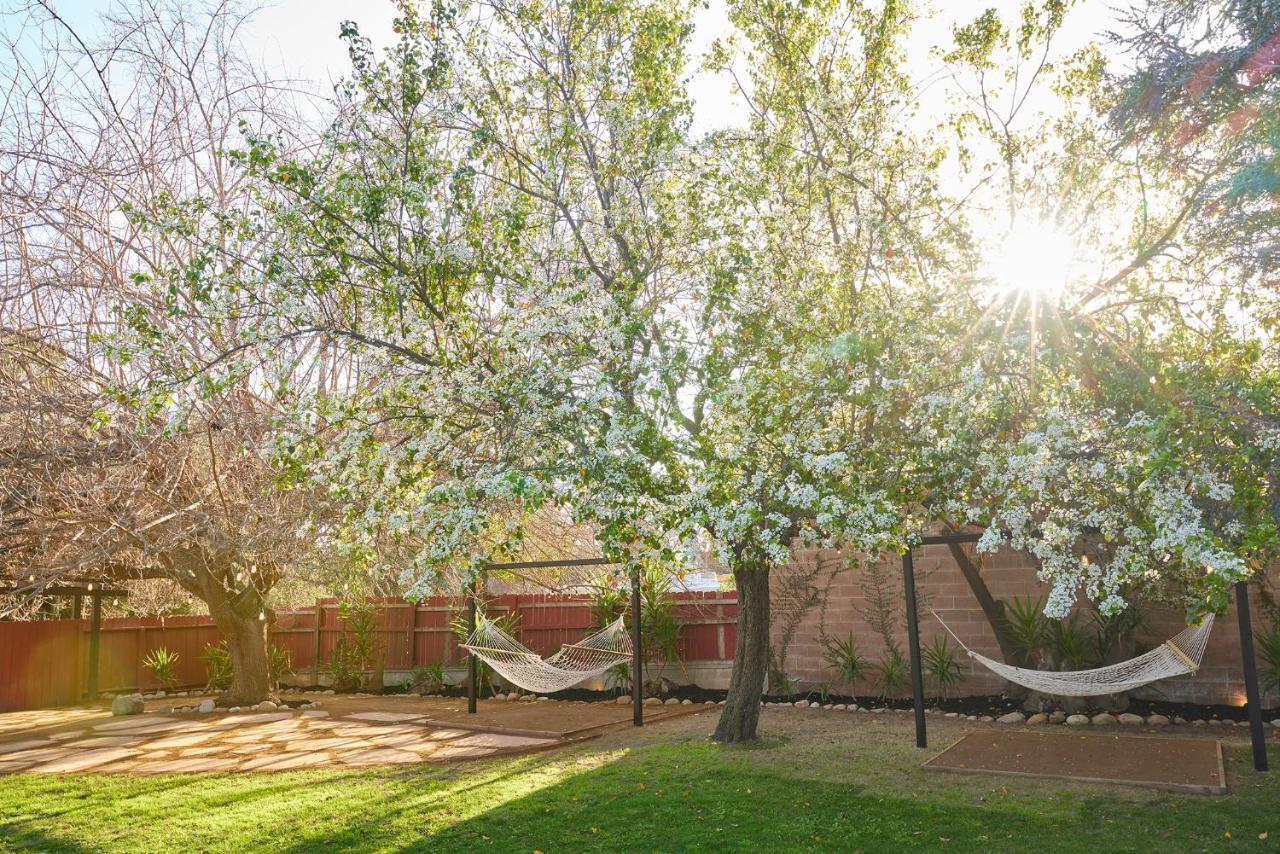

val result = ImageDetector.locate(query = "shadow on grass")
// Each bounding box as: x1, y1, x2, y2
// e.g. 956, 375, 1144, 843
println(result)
2, 744, 1276, 852
278, 744, 1280, 853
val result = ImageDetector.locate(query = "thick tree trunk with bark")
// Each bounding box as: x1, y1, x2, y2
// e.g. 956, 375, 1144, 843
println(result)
946, 542, 1027, 667
169, 548, 274, 706
713, 562, 770, 743
211, 603, 271, 705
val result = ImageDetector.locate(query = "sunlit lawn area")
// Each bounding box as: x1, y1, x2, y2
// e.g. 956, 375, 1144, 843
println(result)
1, 712, 1276, 852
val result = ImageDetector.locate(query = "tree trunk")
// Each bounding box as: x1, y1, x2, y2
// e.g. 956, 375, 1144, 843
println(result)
212, 604, 271, 706
713, 562, 770, 743
946, 542, 1027, 667
169, 548, 274, 706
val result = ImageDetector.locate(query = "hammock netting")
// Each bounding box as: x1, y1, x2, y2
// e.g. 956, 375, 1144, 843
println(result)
934, 611, 1215, 697
460, 614, 633, 694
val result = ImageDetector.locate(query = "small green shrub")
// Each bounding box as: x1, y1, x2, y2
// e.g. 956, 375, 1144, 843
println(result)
823, 632, 870, 690
269, 644, 293, 690
200, 642, 233, 692
922, 635, 963, 699
1049, 612, 1093, 671
200, 641, 292, 693
875, 648, 909, 699
1004, 596, 1051, 665
330, 600, 384, 692
768, 657, 797, 699
409, 663, 446, 694
143, 647, 180, 691
1258, 621, 1280, 697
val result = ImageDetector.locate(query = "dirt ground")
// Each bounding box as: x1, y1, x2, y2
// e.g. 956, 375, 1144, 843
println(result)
924, 729, 1226, 794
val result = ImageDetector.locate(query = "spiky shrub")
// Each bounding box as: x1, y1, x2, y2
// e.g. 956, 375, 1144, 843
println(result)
823, 632, 870, 692
922, 635, 963, 700
1049, 612, 1094, 671
1004, 595, 1051, 666
143, 647, 180, 691
268, 644, 293, 691
200, 642, 233, 692
1258, 622, 1280, 698
875, 648, 909, 699
331, 600, 384, 693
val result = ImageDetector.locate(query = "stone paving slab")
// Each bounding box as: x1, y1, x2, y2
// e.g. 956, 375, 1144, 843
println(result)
0, 739, 54, 755
0, 706, 571, 775
345, 712, 426, 723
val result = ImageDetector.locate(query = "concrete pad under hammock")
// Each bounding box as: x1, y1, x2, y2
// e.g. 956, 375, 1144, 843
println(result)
460, 614, 633, 694
931, 610, 1215, 696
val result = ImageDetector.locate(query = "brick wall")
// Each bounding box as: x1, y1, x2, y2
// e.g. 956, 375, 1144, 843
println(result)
770, 544, 1279, 707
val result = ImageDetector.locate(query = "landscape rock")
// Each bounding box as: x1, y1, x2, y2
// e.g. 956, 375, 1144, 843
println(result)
197, 699, 216, 713
1048, 711, 1067, 724
1271, 719, 1280, 728
643, 697, 660, 706
110, 695, 144, 716
944, 712, 959, 719
1118, 713, 1145, 725
977, 716, 994, 723
1066, 714, 1090, 726
1026, 713, 1048, 725
1146, 714, 1170, 727
494, 694, 507, 702
1192, 719, 1207, 727
664, 698, 680, 706
793, 700, 809, 708
538, 696, 550, 702
1091, 713, 1116, 726
681, 699, 693, 705
228, 706, 241, 713
997, 712, 1025, 724
1174, 716, 1188, 725
1208, 719, 1223, 726
615, 696, 630, 705
254, 701, 278, 711
965, 715, 978, 722
507, 693, 521, 701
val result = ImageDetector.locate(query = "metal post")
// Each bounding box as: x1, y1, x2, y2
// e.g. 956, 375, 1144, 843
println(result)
87, 593, 102, 701
467, 578, 478, 714
1235, 581, 1268, 772
902, 550, 927, 748
632, 566, 643, 727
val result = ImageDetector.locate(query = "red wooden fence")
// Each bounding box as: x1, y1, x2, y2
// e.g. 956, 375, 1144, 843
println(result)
0, 592, 737, 712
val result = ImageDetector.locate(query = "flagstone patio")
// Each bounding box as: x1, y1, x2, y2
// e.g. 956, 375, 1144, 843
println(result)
0, 706, 563, 775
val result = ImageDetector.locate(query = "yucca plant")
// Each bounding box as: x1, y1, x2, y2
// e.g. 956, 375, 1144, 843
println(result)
1258, 622, 1280, 697
922, 635, 963, 699
143, 647, 180, 691
875, 647, 909, 699
823, 632, 870, 690
1004, 596, 1051, 666
1050, 612, 1094, 671
200, 642, 233, 692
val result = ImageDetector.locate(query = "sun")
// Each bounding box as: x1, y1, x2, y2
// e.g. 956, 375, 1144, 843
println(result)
986, 220, 1078, 303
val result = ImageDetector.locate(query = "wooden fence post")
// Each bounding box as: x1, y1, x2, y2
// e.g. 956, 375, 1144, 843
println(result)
312, 598, 323, 687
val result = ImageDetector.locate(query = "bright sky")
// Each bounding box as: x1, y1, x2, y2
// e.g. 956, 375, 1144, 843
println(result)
27, 0, 1126, 137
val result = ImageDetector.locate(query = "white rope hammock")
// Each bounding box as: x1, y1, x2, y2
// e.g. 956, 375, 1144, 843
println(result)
460, 614, 633, 694
931, 610, 1215, 697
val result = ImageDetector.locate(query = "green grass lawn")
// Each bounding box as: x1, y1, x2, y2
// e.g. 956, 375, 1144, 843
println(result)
1, 714, 1276, 853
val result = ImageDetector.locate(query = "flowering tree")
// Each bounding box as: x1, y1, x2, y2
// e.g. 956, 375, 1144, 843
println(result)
915, 0, 1280, 640
0, 0, 326, 704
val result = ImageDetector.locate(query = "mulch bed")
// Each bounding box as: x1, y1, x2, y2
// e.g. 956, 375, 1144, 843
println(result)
923, 730, 1227, 795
